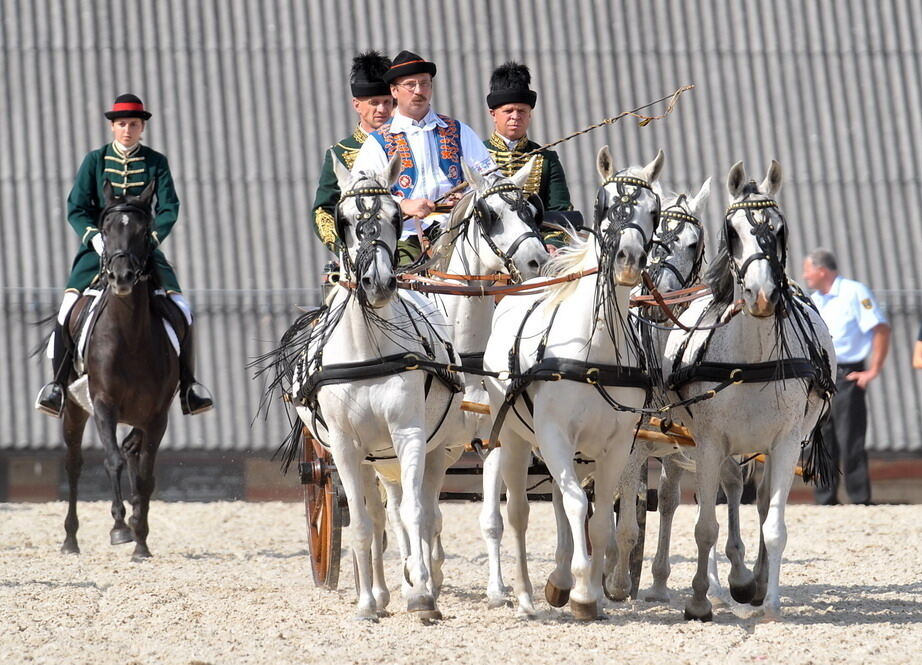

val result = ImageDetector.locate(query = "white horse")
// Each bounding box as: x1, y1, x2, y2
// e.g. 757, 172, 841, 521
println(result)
483, 148, 664, 619
663, 160, 836, 620
377, 158, 549, 605
287, 154, 465, 621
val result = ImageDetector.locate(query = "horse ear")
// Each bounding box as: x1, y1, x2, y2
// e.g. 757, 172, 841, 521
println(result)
138, 179, 157, 207
642, 149, 665, 183
332, 157, 352, 192
760, 160, 783, 197
509, 156, 536, 189
727, 161, 747, 198
689, 177, 711, 216
103, 180, 115, 203
596, 145, 615, 180
384, 152, 402, 189
462, 161, 485, 192
449, 191, 476, 229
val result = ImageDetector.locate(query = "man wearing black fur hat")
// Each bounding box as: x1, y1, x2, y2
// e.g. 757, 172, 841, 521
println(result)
311, 51, 395, 252
485, 62, 574, 248
352, 49, 496, 263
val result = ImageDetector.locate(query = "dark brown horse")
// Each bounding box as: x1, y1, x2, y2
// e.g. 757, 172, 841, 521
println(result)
60, 180, 181, 560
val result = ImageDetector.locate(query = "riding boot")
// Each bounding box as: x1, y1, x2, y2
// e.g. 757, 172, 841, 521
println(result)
35, 323, 71, 418
178, 324, 214, 415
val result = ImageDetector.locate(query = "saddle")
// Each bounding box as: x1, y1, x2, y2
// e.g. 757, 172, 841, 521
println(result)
65, 284, 189, 377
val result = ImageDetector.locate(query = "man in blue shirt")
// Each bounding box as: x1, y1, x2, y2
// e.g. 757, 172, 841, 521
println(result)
802, 249, 891, 505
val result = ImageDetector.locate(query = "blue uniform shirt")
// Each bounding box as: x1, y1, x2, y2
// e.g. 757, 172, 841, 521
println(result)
811, 276, 887, 364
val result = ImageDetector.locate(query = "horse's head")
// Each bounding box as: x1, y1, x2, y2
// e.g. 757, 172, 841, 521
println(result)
721, 160, 787, 317
447, 159, 548, 282
594, 147, 664, 285
99, 180, 156, 296
332, 153, 403, 308
647, 178, 710, 299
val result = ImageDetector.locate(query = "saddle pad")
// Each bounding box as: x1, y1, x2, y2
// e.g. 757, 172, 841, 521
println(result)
74, 289, 181, 376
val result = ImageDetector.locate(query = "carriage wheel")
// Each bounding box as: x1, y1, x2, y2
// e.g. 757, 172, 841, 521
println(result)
300, 428, 346, 589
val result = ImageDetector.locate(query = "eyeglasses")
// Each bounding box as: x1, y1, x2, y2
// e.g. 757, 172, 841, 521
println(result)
395, 80, 432, 92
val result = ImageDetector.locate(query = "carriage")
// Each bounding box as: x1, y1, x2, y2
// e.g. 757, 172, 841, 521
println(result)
267, 150, 833, 621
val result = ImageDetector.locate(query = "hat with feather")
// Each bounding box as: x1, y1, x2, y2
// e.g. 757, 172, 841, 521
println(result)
350, 50, 392, 98
487, 61, 537, 109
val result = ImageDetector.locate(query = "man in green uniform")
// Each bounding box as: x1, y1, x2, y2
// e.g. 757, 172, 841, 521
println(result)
484, 62, 575, 248
311, 51, 394, 252
35, 94, 213, 417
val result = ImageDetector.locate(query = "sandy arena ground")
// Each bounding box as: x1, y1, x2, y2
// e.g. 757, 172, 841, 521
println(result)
1, 500, 919, 665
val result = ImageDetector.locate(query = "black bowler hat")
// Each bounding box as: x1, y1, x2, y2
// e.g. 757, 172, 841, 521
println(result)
350, 50, 392, 97
486, 62, 537, 110
382, 50, 437, 84
104, 94, 152, 120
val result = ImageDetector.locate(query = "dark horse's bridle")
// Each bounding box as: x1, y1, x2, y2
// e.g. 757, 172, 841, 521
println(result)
471, 181, 544, 283
645, 195, 704, 291
724, 195, 788, 292
99, 201, 155, 286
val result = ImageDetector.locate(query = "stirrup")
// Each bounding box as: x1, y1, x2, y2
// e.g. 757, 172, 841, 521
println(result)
35, 382, 65, 418
180, 383, 214, 416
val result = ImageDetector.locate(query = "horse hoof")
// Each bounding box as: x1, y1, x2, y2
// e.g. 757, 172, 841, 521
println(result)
603, 576, 629, 603
356, 610, 379, 622
544, 580, 570, 607
486, 595, 508, 609
131, 547, 152, 561
407, 594, 436, 613
684, 602, 713, 622
730, 578, 758, 604
60, 540, 80, 555
569, 599, 601, 621
110, 528, 133, 545
643, 587, 670, 603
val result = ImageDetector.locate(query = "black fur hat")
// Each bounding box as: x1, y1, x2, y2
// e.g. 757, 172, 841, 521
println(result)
487, 61, 537, 109
350, 50, 392, 98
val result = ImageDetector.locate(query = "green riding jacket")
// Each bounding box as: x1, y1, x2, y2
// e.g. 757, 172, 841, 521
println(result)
64, 142, 182, 293
311, 127, 368, 253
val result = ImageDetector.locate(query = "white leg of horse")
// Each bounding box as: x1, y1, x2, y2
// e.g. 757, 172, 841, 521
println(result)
378, 475, 412, 598
607, 445, 643, 603
421, 445, 452, 602
391, 426, 436, 617
545, 481, 574, 607
685, 443, 723, 621
720, 458, 756, 604
589, 454, 622, 614
480, 447, 509, 607
540, 434, 598, 620
362, 466, 390, 613
645, 455, 682, 601
500, 435, 537, 617
759, 443, 799, 619
332, 443, 378, 621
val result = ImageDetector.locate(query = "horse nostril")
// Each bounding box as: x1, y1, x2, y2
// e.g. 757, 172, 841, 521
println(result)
528, 259, 539, 271
361, 276, 373, 287
386, 277, 397, 291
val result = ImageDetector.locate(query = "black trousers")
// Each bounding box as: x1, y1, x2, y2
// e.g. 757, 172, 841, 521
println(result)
814, 361, 871, 505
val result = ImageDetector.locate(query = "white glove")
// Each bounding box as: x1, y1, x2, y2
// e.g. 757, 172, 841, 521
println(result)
91, 234, 105, 255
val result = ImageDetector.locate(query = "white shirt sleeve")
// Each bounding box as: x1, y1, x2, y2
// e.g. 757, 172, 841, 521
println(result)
852, 281, 887, 332
459, 122, 497, 175
351, 136, 389, 179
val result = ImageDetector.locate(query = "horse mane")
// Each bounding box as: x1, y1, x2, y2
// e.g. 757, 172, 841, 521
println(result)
541, 231, 597, 308
704, 228, 736, 307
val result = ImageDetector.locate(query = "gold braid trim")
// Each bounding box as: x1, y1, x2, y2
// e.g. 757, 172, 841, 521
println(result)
314, 208, 337, 247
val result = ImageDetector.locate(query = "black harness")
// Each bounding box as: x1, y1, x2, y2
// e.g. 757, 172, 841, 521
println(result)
473, 182, 544, 282
644, 197, 704, 294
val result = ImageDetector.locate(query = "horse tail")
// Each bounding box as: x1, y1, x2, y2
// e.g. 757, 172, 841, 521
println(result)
29, 311, 57, 359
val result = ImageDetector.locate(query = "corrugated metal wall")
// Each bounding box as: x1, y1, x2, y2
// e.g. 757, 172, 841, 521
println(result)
2, 0, 920, 452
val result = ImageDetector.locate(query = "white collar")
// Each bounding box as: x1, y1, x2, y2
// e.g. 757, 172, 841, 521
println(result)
389, 108, 444, 133
114, 141, 140, 156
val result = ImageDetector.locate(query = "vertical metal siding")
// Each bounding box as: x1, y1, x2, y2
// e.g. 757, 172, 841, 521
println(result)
1, 0, 920, 452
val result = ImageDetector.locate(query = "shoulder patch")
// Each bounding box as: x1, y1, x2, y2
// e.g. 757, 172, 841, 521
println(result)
861, 298, 872, 309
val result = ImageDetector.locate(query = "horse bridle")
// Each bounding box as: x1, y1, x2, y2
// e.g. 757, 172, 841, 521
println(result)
724, 195, 787, 289
99, 201, 154, 285
335, 183, 402, 285
473, 182, 543, 283
595, 174, 660, 250
646, 196, 704, 290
